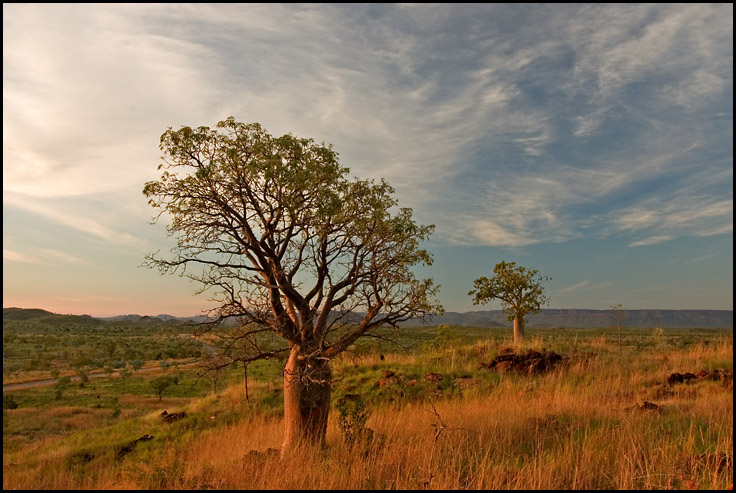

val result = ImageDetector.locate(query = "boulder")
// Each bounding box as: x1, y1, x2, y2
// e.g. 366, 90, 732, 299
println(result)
667, 372, 684, 386
479, 350, 563, 375
160, 411, 187, 423
115, 434, 154, 459
424, 372, 442, 382
378, 375, 398, 387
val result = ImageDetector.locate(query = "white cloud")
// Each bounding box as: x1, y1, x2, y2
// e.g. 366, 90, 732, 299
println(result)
558, 280, 589, 294
3, 4, 225, 199
4, 193, 141, 246
1, 4, 732, 313
629, 236, 673, 247
3, 249, 40, 264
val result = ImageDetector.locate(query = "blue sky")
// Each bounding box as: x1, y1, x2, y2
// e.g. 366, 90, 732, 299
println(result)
3, 4, 733, 317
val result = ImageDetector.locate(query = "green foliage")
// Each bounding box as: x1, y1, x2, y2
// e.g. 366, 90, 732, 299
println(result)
75, 369, 89, 388
143, 117, 442, 366
150, 375, 177, 400
3, 394, 19, 409
335, 393, 372, 445
54, 376, 71, 400
422, 324, 461, 352
652, 326, 666, 347
469, 261, 550, 323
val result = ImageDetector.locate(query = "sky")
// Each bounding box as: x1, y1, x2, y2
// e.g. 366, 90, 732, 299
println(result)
3, 4, 733, 318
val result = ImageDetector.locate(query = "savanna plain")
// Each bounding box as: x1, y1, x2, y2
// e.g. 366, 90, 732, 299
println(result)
2, 312, 733, 490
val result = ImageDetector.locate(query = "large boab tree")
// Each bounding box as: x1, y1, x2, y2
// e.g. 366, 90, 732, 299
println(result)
143, 117, 441, 452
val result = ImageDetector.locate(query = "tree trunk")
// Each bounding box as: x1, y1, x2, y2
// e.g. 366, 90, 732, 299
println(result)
282, 345, 332, 455
513, 316, 524, 345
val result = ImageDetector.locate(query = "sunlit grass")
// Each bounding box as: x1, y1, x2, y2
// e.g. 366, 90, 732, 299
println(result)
3, 329, 732, 490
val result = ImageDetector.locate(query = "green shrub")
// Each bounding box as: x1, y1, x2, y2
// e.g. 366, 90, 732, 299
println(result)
3, 394, 19, 409
335, 393, 371, 445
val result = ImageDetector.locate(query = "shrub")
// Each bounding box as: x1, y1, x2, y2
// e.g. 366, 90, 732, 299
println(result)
3, 394, 19, 410
150, 375, 176, 400
422, 325, 461, 352
335, 393, 371, 445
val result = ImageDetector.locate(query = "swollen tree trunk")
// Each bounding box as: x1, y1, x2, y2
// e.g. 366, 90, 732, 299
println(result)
282, 345, 332, 455
513, 316, 524, 345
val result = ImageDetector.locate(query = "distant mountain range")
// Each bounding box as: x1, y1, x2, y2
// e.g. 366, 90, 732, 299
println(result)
411, 309, 733, 329
2, 307, 733, 329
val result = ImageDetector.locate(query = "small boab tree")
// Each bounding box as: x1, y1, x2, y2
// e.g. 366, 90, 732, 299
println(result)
469, 261, 549, 345
143, 117, 441, 453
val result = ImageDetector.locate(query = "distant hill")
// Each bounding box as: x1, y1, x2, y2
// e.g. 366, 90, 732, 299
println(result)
4, 307, 732, 329
2, 307, 101, 327
96, 314, 199, 325
407, 309, 733, 329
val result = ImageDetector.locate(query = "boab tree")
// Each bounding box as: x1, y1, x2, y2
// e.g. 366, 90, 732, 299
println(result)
469, 261, 549, 345
143, 117, 441, 452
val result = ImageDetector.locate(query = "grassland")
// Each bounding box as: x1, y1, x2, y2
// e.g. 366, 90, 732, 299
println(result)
3, 325, 733, 490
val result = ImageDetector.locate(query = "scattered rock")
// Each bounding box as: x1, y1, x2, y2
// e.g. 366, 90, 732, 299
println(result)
424, 372, 442, 382
404, 379, 417, 387
721, 370, 733, 388
378, 375, 399, 387
667, 372, 685, 385
479, 350, 563, 375
668, 369, 732, 386
160, 410, 187, 423
625, 401, 661, 413
243, 448, 279, 463
682, 372, 697, 382
382, 370, 395, 378
115, 434, 154, 459
703, 370, 722, 381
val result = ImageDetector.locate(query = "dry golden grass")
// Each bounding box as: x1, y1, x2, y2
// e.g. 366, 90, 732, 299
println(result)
3, 337, 732, 490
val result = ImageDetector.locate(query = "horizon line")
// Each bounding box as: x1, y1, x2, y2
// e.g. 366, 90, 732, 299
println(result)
3, 306, 734, 320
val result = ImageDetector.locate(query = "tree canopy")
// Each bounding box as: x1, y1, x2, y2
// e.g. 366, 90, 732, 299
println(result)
469, 261, 549, 344
143, 117, 442, 448
143, 117, 441, 352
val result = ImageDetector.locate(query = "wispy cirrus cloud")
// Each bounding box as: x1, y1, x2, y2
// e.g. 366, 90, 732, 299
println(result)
2, 4, 732, 313
558, 281, 589, 294
3, 249, 40, 264
629, 236, 674, 247
4, 192, 141, 246
3, 247, 88, 267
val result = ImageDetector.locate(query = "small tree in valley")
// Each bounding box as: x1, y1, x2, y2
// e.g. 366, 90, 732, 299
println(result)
609, 304, 627, 349
150, 375, 176, 401
469, 261, 549, 345
143, 117, 442, 452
